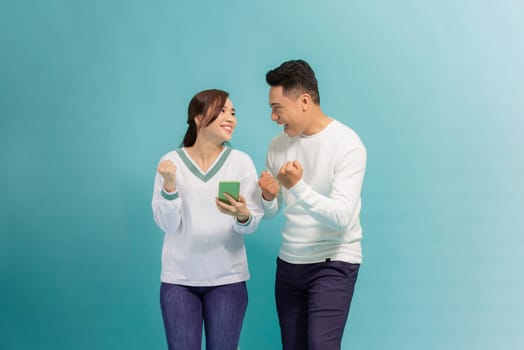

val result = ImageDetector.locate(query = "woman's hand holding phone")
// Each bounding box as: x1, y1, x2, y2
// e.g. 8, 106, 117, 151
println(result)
215, 193, 250, 223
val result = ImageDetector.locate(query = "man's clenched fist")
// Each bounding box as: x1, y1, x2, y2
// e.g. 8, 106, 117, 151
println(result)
277, 160, 303, 189
258, 170, 281, 201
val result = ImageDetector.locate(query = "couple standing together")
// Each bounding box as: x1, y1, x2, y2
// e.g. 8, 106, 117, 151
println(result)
152, 59, 367, 350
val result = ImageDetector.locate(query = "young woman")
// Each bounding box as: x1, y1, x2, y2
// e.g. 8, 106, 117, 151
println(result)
152, 89, 263, 350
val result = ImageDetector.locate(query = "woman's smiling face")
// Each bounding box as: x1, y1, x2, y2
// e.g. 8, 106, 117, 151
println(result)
200, 98, 237, 143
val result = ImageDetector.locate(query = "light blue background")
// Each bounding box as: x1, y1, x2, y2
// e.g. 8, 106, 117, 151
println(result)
1, 1, 523, 349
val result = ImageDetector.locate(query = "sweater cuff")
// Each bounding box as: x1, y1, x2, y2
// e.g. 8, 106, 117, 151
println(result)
287, 179, 308, 202
161, 189, 179, 200
236, 214, 252, 226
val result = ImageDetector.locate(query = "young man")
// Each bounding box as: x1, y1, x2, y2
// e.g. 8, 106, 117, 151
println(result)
258, 59, 367, 350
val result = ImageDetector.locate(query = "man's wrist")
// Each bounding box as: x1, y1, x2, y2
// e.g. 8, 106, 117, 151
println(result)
262, 193, 276, 201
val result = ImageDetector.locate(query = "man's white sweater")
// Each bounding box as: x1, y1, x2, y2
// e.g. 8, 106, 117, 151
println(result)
263, 119, 367, 264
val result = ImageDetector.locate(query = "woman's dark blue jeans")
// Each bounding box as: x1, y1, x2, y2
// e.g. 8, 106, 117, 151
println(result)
160, 281, 248, 350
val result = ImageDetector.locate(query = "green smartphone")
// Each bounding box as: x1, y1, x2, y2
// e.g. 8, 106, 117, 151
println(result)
218, 181, 240, 204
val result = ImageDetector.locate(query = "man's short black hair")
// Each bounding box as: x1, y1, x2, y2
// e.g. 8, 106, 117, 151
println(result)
266, 59, 320, 104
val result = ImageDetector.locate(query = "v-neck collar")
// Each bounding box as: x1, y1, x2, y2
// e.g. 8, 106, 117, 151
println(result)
176, 147, 232, 182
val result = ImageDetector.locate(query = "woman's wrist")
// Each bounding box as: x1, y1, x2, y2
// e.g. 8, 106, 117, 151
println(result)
236, 213, 250, 223
163, 183, 176, 193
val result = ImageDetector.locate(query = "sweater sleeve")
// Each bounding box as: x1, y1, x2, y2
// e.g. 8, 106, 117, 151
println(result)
287, 146, 366, 232
151, 171, 183, 233
261, 196, 279, 218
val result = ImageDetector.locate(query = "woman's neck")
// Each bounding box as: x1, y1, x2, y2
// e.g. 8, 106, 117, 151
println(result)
184, 140, 225, 173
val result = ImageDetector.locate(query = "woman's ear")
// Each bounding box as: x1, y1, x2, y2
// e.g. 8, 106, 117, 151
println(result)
194, 114, 204, 127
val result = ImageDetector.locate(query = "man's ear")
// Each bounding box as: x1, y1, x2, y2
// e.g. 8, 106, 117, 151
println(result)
300, 93, 311, 112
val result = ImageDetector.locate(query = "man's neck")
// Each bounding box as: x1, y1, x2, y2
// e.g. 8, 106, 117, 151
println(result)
302, 110, 332, 136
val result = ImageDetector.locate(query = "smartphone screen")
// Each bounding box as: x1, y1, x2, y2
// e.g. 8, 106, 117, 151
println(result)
218, 181, 240, 204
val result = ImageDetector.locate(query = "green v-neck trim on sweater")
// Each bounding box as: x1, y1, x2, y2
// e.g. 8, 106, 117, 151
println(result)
176, 147, 232, 182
